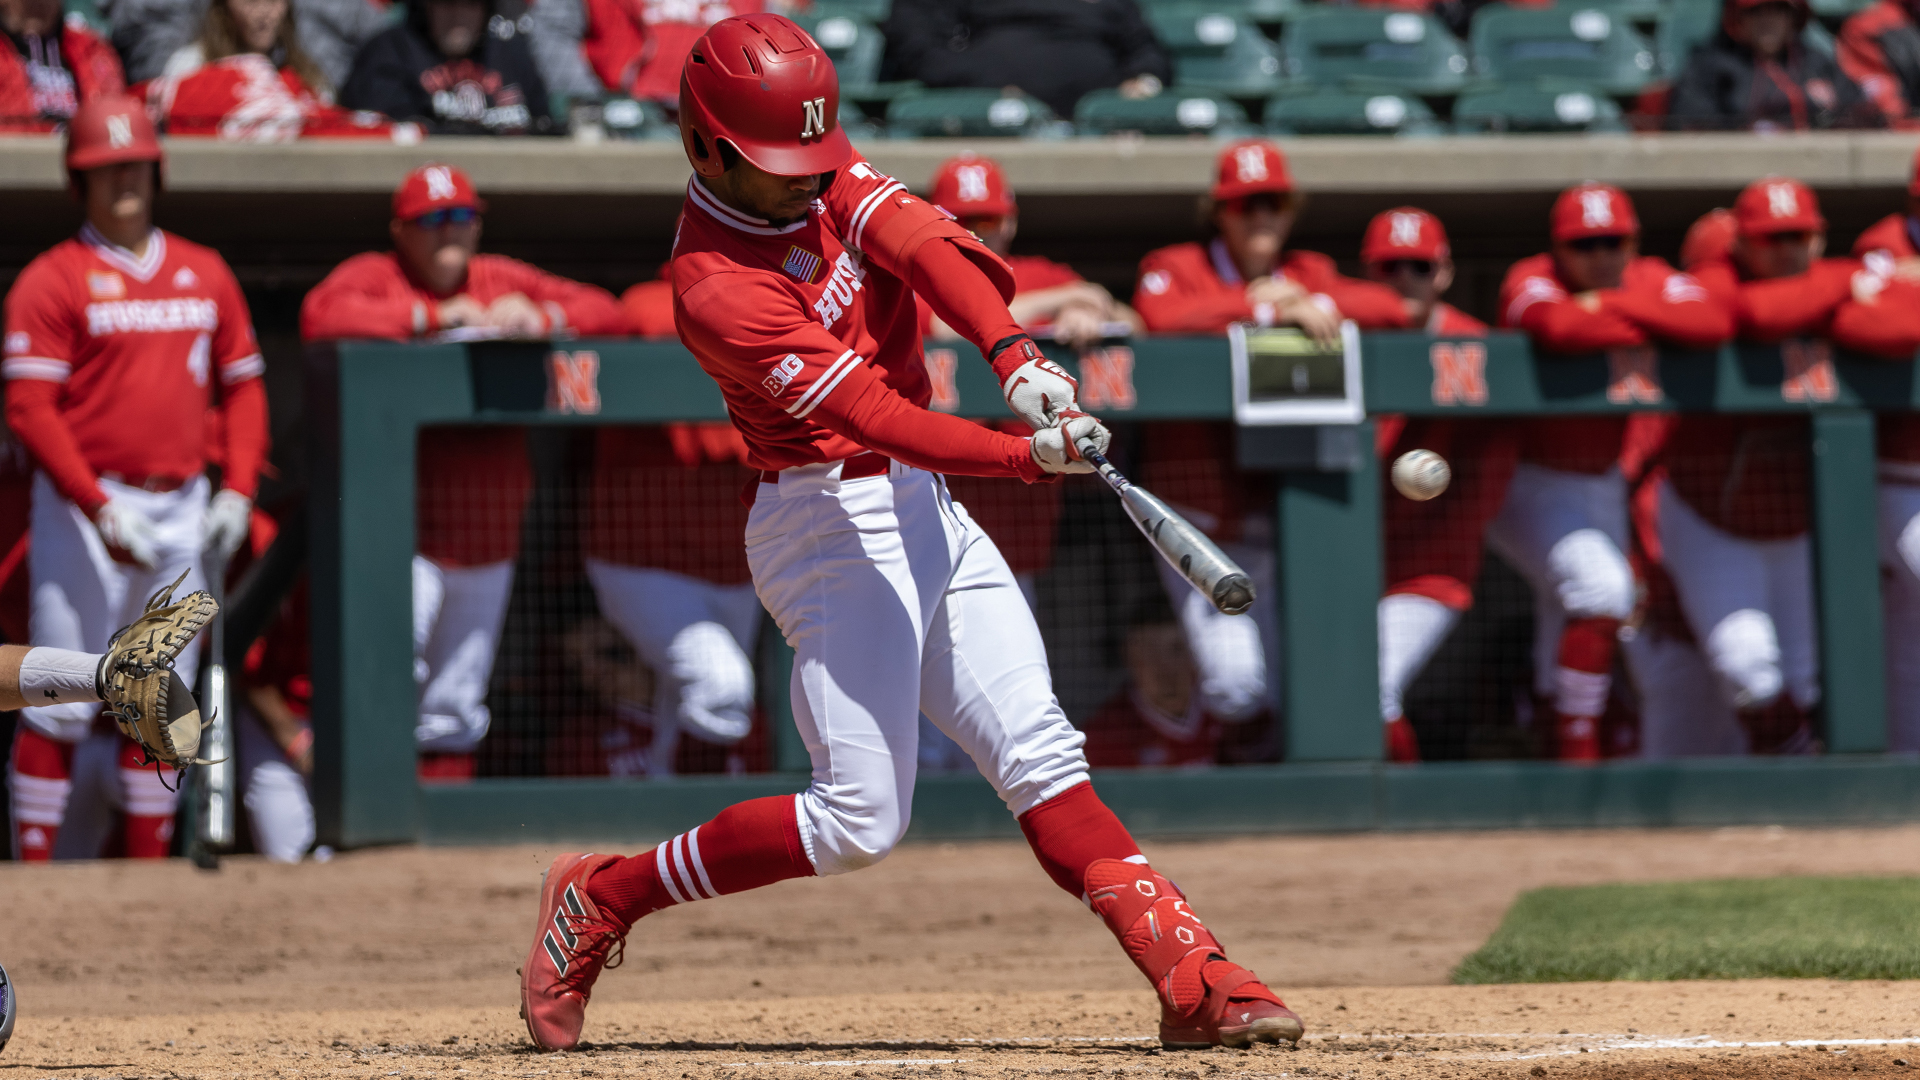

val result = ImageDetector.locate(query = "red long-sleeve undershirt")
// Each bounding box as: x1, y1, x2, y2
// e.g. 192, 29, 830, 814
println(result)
1832, 278, 1920, 358
816, 359, 1046, 482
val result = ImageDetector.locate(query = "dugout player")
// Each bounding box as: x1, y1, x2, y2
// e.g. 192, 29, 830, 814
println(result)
3, 95, 267, 859
1130, 140, 1411, 726
1358, 207, 1515, 762
521, 13, 1304, 1054
1491, 182, 1731, 760
301, 163, 625, 778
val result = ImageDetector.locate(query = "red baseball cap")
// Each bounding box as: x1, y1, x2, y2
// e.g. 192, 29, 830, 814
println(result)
393, 163, 486, 221
1211, 139, 1293, 202
930, 153, 1014, 219
1680, 208, 1738, 269
1734, 176, 1825, 237
1550, 182, 1639, 242
65, 94, 163, 173
1362, 206, 1450, 264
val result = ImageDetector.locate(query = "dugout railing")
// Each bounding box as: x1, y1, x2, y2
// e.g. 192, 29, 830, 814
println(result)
306, 335, 1920, 849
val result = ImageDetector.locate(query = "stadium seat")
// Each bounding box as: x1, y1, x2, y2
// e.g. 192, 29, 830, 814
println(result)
791, 12, 885, 92
598, 97, 680, 140
1279, 8, 1472, 95
1262, 88, 1444, 135
1140, 0, 1301, 23
1452, 83, 1631, 132
1654, 0, 1720, 74
804, 0, 892, 22
1807, 0, 1875, 18
1146, 5, 1287, 96
1470, 5, 1660, 96
1073, 88, 1260, 136
884, 88, 1066, 138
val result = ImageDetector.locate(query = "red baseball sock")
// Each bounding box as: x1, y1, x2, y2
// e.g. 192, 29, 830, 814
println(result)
118, 736, 179, 859
8, 726, 73, 861
1016, 781, 1141, 898
586, 794, 814, 929
1553, 617, 1617, 761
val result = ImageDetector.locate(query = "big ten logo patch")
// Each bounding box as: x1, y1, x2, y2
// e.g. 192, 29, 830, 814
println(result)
1428, 342, 1488, 406
1781, 339, 1838, 403
1606, 346, 1662, 404
548, 349, 601, 414
1078, 346, 1137, 410
924, 348, 960, 412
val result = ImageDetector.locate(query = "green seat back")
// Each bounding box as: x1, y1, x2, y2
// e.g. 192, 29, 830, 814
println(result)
806, 0, 892, 22
884, 88, 1061, 138
1470, 4, 1660, 95
1280, 8, 1471, 93
1263, 88, 1443, 134
1147, 6, 1287, 95
792, 13, 884, 90
1140, 0, 1302, 23
1655, 0, 1721, 73
1073, 88, 1258, 135
1453, 83, 1630, 131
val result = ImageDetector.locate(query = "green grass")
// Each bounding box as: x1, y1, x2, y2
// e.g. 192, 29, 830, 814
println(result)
1452, 876, 1920, 983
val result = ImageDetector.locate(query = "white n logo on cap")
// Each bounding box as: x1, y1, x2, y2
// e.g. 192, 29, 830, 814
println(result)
956, 165, 989, 203
1389, 212, 1424, 247
1233, 145, 1268, 183
425, 166, 456, 201
1767, 181, 1798, 218
105, 115, 132, 148
1580, 189, 1615, 228
800, 97, 829, 138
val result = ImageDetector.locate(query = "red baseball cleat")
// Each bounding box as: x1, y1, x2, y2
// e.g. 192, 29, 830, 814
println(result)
1085, 858, 1305, 1049
520, 852, 626, 1051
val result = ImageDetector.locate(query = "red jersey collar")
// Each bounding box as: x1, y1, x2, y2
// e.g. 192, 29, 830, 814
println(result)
686, 177, 813, 237
80, 223, 166, 283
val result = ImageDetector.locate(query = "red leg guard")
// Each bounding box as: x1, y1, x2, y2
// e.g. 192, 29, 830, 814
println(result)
586, 794, 813, 929
9, 727, 72, 862
1084, 858, 1304, 1048
1016, 781, 1140, 898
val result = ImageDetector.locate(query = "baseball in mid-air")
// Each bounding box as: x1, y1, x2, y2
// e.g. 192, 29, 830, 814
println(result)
1391, 450, 1451, 501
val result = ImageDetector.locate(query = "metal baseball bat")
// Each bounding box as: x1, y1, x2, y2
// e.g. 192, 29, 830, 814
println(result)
1076, 438, 1256, 616
195, 550, 235, 858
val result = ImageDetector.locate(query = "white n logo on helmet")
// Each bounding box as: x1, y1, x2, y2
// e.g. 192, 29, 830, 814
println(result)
1233, 145, 1268, 183
1389, 212, 1424, 247
105, 115, 133, 148
800, 96, 829, 139
1767, 181, 1799, 218
1580, 189, 1615, 228
425, 166, 456, 201
956, 165, 989, 203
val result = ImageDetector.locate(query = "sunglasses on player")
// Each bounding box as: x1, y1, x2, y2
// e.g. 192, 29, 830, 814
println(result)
1376, 259, 1435, 277
413, 207, 479, 229
1566, 235, 1627, 253
1754, 230, 1816, 246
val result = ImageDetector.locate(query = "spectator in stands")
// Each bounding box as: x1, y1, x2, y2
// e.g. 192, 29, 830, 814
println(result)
0, 0, 123, 131
112, 0, 389, 87
880, 0, 1172, 120
301, 164, 624, 780
1082, 603, 1273, 768
1490, 182, 1731, 760
339, 0, 553, 134
526, 0, 758, 108
1840, 0, 1920, 125
142, 0, 409, 140
1359, 207, 1514, 763
1670, 0, 1877, 131
1131, 142, 1410, 733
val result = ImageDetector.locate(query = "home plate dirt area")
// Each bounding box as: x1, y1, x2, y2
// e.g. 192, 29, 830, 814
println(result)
3, 826, 1919, 1079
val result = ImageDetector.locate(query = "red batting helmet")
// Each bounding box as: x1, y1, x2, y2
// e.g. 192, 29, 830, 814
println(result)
679, 13, 851, 179
66, 94, 163, 176
1361, 206, 1450, 264
1550, 182, 1639, 242
930, 153, 1014, 219
1734, 176, 1825, 237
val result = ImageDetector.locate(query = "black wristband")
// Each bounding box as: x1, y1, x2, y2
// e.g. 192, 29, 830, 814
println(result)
986, 334, 1031, 363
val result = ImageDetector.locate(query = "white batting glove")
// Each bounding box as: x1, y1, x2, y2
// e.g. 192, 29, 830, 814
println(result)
94, 498, 161, 570
203, 488, 253, 561
1030, 413, 1111, 475
998, 338, 1080, 431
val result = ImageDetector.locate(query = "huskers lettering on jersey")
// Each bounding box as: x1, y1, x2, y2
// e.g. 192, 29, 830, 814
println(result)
2, 225, 263, 485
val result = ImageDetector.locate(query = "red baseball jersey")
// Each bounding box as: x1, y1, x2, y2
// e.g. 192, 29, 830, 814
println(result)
670, 151, 1040, 480
587, 423, 755, 583
1497, 252, 1729, 474
145, 54, 398, 141
622, 271, 674, 337
1081, 689, 1227, 769
1131, 239, 1411, 334
581, 0, 763, 103
1847, 212, 1920, 464
1855, 212, 1918, 260
1425, 301, 1487, 336
3, 225, 266, 513
915, 254, 1085, 336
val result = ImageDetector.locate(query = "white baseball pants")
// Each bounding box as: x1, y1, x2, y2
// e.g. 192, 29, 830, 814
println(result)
1657, 478, 1818, 713
22, 471, 208, 742
1878, 477, 1920, 751
412, 555, 514, 753
1377, 592, 1461, 723
585, 559, 762, 746
746, 461, 1089, 876
47, 728, 181, 858
238, 704, 314, 863
1154, 530, 1277, 723
1621, 629, 1747, 758
1486, 464, 1636, 697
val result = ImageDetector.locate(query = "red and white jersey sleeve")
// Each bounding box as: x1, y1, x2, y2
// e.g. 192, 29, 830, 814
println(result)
1854, 212, 1918, 259
1606, 256, 1732, 349
1280, 250, 1411, 330
1733, 258, 1860, 341
1427, 302, 1489, 336
465, 254, 627, 335
301, 252, 439, 340
1497, 252, 1646, 352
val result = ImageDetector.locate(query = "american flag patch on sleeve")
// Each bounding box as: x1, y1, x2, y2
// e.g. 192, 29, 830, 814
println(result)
783, 246, 824, 283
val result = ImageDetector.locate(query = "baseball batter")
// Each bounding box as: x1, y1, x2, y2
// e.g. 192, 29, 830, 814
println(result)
3, 95, 266, 859
1492, 183, 1731, 760
521, 13, 1303, 1054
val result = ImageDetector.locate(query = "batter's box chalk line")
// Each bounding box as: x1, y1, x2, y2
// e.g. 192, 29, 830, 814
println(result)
725, 1059, 972, 1068
1314, 1032, 1920, 1061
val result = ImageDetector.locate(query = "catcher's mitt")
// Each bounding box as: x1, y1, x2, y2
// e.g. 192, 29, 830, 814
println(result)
102, 570, 219, 776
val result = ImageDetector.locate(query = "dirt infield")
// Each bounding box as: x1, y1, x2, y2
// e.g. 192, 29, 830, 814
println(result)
2, 825, 1919, 1078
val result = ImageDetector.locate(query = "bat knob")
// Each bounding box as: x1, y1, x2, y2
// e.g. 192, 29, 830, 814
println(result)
1212, 574, 1255, 616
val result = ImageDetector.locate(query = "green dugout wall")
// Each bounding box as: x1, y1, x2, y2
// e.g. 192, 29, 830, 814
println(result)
306, 334, 1920, 849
